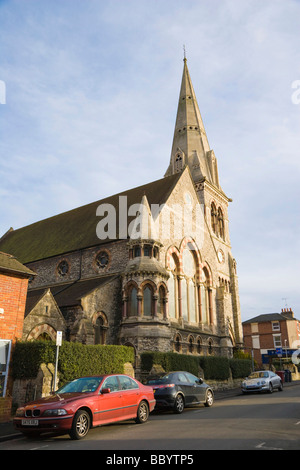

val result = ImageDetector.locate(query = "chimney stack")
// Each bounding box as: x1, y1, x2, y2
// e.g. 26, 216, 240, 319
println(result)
281, 308, 294, 319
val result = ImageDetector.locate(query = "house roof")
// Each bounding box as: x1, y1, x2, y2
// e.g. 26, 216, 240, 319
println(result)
242, 313, 294, 324
0, 251, 35, 277
25, 275, 118, 314
0, 173, 182, 264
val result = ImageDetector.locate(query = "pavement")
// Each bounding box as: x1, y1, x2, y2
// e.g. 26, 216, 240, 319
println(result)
1, 380, 299, 443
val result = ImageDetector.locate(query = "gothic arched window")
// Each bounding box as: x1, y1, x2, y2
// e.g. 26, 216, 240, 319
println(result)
128, 287, 138, 316
175, 153, 183, 172
211, 203, 217, 235
94, 315, 107, 345
157, 286, 165, 316
182, 247, 198, 323
167, 253, 180, 319
143, 286, 152, 317
218, 207, 225, 240
200, 268, 212, 325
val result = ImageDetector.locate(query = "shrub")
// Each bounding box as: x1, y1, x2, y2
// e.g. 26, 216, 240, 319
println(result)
141, 352, 199, 376
11, 341, 134, 386
199, 356, 231, 380
229, 358, 252, 379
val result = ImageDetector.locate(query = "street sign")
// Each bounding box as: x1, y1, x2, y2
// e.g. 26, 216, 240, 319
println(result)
56, 331, 62, 347
54, 331, 62, 391
276, 347, 282, 357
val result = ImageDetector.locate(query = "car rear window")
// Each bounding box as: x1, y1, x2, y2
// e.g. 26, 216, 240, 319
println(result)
147, 374, 173, 385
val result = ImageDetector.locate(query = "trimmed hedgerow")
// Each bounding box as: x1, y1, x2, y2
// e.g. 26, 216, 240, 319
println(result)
11, 341, 134, 386
141, 352, 251, 381
229, 358, 252, 379
199, 356, 231, 381
11, 341, 56, 379
141, 351, 199, 376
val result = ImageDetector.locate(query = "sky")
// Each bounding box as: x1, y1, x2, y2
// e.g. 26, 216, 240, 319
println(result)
0, 0, 299, 322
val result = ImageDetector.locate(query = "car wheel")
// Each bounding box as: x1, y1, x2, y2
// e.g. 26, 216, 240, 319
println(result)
69, 409, 91, 440
268, 383, 273, 394
135, 400, 149, 424
173, 394, 184, 414
204, 389, 214, 407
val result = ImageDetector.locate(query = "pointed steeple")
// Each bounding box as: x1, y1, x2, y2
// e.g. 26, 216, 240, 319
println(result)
165, 58, 220, 189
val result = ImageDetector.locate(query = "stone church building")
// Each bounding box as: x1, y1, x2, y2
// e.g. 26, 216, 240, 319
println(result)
0, 59, 243, 361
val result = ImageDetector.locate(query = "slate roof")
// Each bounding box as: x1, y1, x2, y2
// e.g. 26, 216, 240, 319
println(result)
0, 173, 182, 264
242, 313, 294, 324
25, 275, 118, 316
0, 251, 35, 277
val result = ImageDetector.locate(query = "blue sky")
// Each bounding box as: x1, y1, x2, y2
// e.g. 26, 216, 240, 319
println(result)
0, 0, 299, 321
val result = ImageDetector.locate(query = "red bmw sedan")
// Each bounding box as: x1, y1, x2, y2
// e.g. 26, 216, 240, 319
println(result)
14, 374, 155, 439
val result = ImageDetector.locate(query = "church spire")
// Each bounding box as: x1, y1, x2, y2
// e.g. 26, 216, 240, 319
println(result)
165, 58, 220, 189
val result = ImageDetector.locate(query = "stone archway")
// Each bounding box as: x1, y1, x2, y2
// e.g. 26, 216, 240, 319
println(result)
26, 323, 57, 341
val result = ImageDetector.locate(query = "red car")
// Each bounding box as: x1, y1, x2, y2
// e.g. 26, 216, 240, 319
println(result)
14, 374, 155, 440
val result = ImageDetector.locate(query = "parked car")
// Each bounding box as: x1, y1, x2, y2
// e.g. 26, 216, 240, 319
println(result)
241, 371, 283, 394
146, 371, 214, 413
14, 374, 155, 440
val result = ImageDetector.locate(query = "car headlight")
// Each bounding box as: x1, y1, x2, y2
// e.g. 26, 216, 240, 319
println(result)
261, 381, 267, 385
43, 409, 68, 416
15, 408, 25, 417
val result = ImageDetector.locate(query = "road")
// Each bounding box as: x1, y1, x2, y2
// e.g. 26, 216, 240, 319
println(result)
1, 384, 300, 453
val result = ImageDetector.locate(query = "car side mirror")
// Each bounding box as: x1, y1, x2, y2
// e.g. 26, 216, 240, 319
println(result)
101, 388, 111, 394
197, 378, 203, 384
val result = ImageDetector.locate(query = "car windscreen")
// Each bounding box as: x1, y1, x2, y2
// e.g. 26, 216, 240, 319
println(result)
56, 376, 103, 393
248, 372, 268, 379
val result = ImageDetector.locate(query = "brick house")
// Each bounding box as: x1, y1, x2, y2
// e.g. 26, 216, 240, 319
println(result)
242, 309, 300, 367
0, 59, 244, 366
0, 251, 35, 421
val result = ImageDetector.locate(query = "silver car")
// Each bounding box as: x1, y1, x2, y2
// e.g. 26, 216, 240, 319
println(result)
242, 371, 283, 394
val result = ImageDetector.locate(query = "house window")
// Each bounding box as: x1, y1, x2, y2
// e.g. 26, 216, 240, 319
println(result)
272, 321, 280, 331
273, 335, 282, 348
252, 335, 260, 349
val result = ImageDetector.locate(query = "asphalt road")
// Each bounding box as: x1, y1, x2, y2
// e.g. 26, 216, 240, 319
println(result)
1, 384, 300, 453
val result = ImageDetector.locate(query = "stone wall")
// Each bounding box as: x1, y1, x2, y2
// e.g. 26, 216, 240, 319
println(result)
12, 363, 55, 408
0, 397, 13, 423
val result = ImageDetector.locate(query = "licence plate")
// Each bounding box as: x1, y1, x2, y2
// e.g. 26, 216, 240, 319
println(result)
22, 419, 39, 426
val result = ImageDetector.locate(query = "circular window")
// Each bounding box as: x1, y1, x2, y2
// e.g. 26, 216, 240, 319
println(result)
57, 260, 69, 277
96, 251, 109, 269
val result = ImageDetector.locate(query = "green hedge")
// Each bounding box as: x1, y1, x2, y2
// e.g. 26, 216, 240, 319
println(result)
141, 352, 252, 381
141, 352, 199, 376
11, 341, 134, 386
199, 356, 231, 380
229, 358, 252, 379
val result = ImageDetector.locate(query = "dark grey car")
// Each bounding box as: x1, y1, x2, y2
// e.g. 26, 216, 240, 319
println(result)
146, 371, 214, 414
